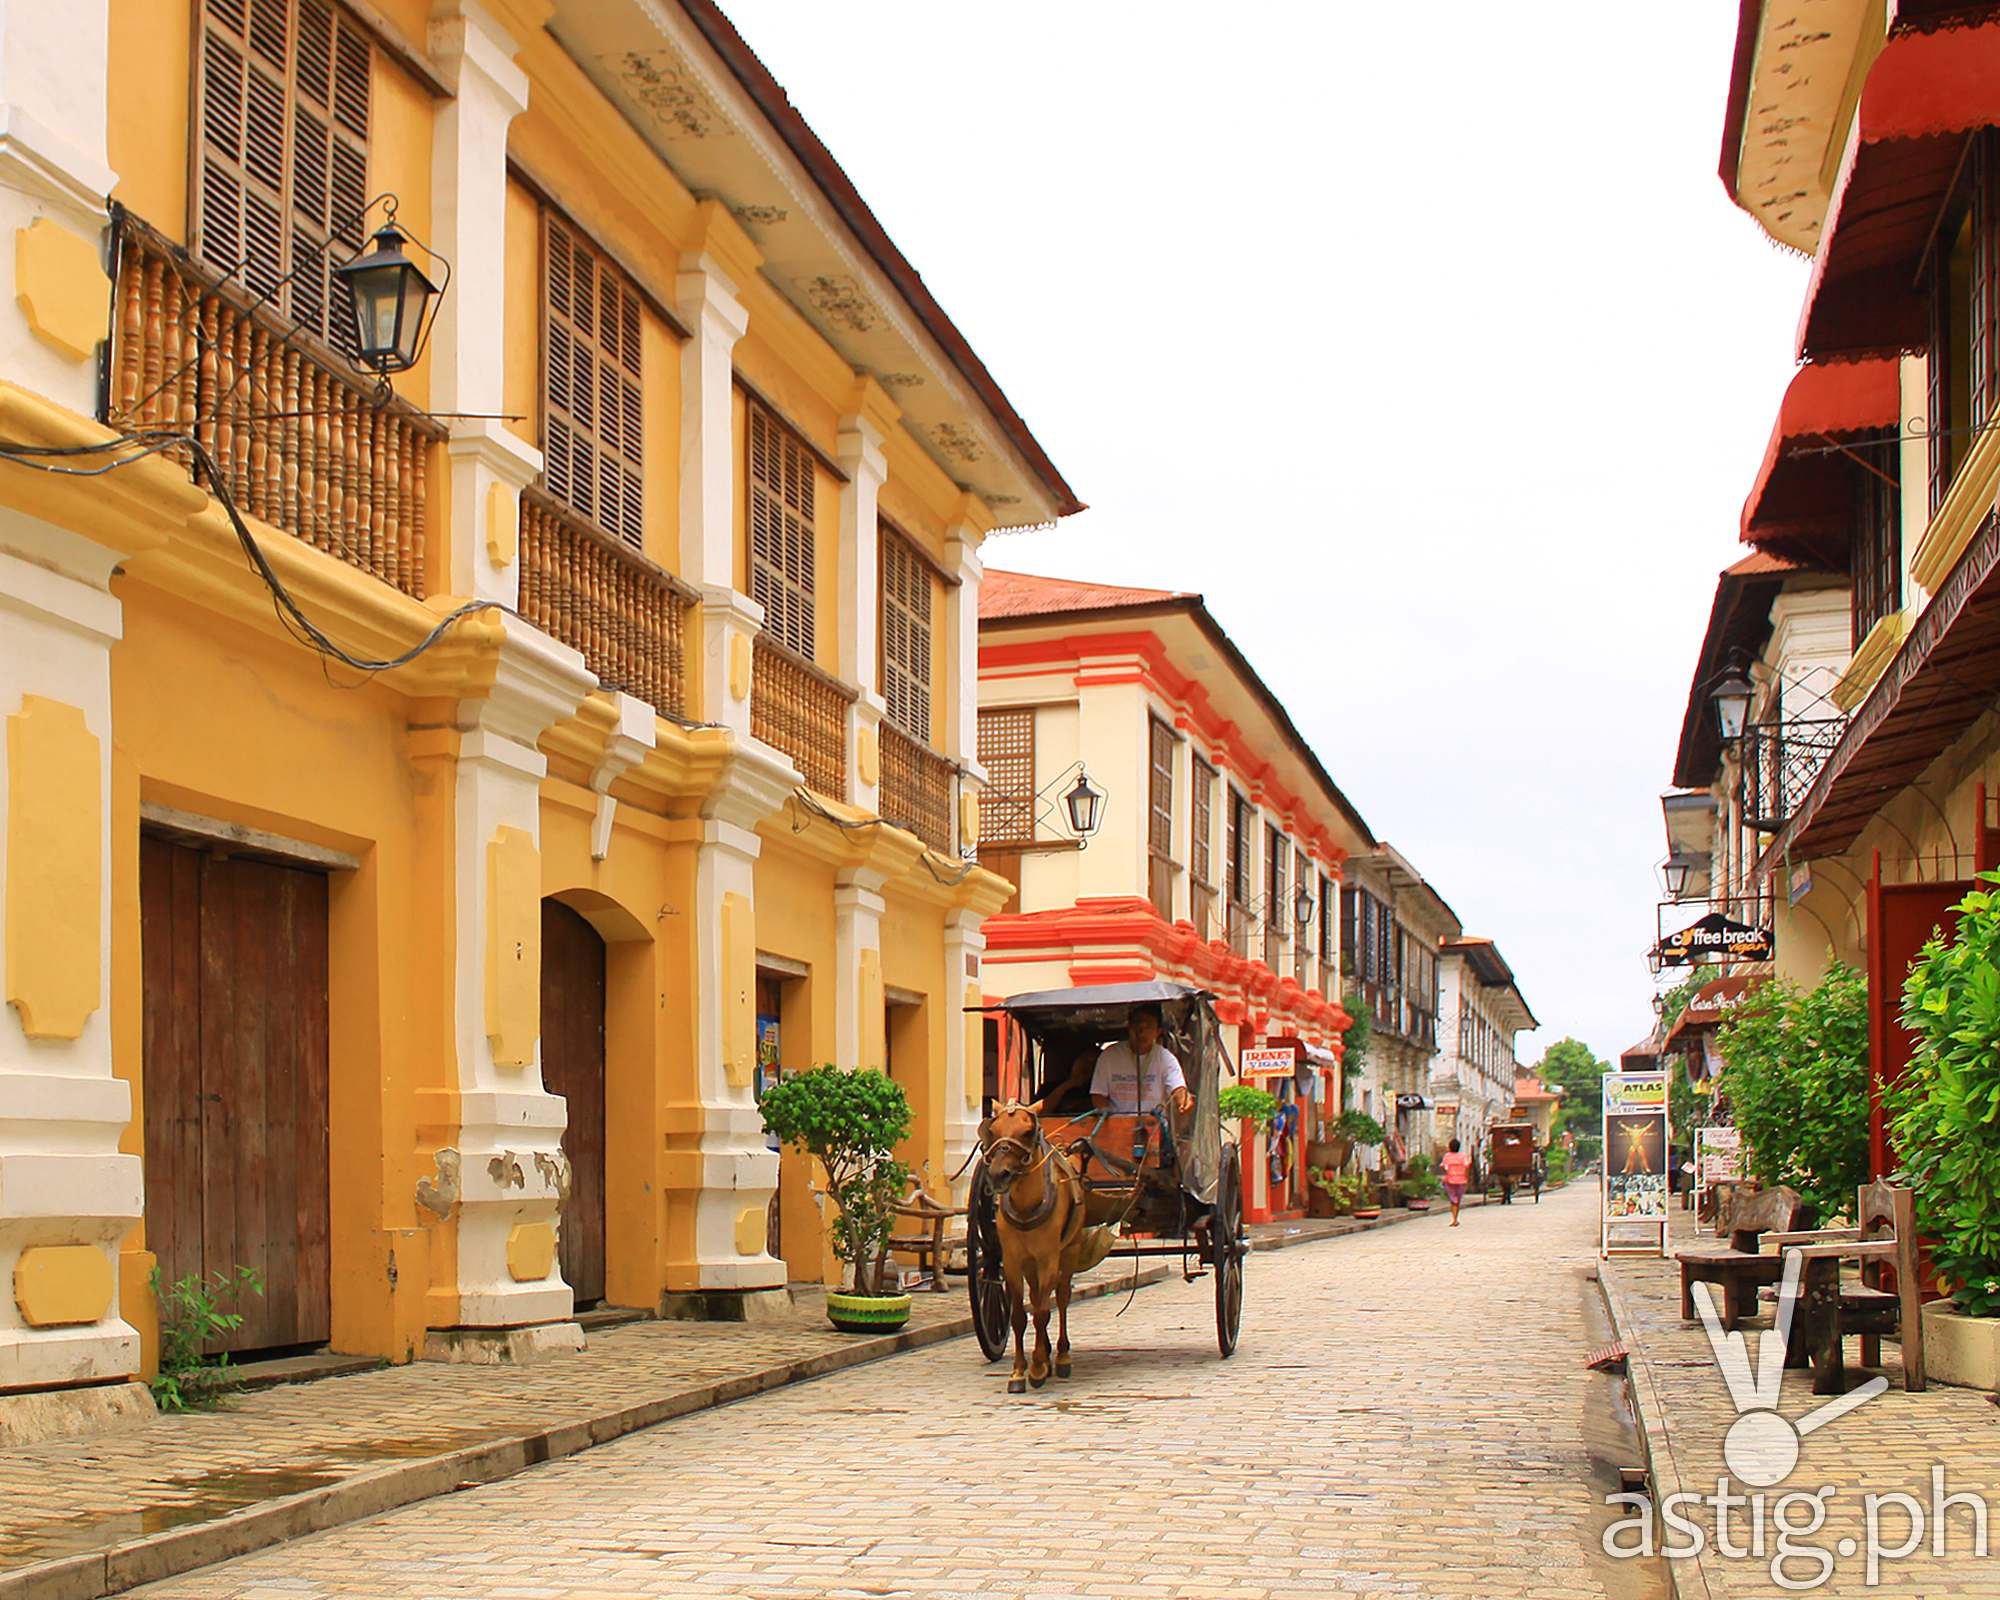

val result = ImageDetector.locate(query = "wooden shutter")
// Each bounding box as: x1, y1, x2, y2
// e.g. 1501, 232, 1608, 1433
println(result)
194, 0, 370, 352
543, 213, 645, 547
748, 404, 816, 658
880, 527, 934, 742
1147, 719, 1175, 859
976, 708, 1034, 844
1227, 791, 1249, 907
1265, 825, 1285, 925
1974, 134, 2000, 435
1190, 757, 1213, 886
1319, 874, 1334, 962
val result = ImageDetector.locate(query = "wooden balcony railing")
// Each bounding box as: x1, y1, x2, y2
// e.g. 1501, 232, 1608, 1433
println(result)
880, 724, 955, 853
106, 211, 444, 600
519, 488, 693, 718
752, 635, 853, 798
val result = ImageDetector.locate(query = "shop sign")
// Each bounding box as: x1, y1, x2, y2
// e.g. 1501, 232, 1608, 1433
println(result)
1395, 1093, 1431, 1111
1655, 912, 1773, 967
1239, 1047, 1294, 1082
1696, 1125, 1743, 1186
1601, 1070, 1670, 1258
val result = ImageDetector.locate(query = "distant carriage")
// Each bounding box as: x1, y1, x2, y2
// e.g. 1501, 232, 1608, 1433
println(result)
1487, 1121, 1544, 1204
968, 981, 1247, 1360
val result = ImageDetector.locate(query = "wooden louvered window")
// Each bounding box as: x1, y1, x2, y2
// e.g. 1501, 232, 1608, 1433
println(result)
1850, 442, 1901, 649
1227, 791, 1251, 908
543, 214, 644, 547
748, 404, 816, 658
1147, 720, 1176, 859
193, 0, 371, 355
880, 527, 935, 743
976, 708, 1034, 845
1190, 757, 1214, 888
1319, 874, 1335, 964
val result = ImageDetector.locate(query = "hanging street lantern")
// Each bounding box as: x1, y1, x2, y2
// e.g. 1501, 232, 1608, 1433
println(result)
1661, 852, 1696, 900
1711, 662, 1753, 745
1063, 770, 1106, 840
1293, 887, 1315, 929
332, 220, 441, 378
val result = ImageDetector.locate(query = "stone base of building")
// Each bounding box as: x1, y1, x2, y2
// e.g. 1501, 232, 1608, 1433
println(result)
419, 1321, 587, 1365
0, 1379, 155, 1448
657, 1287, 794, 1323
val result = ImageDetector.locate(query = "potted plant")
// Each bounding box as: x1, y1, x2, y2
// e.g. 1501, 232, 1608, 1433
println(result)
758, 1064, 914, 1332
1334, 1111, 1386, 1216
1307, 1167, 1366, 1218
1402, 1151, 1443, 1212
1218, 1083, 1279, 1134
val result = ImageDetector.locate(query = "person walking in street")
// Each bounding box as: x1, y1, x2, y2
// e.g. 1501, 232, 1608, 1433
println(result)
1440, 1138, 1472, 1226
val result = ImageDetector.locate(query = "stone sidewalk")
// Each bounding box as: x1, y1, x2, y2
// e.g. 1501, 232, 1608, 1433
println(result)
0, 1196, 1482, 1599
1600, 1212, 2000, 1598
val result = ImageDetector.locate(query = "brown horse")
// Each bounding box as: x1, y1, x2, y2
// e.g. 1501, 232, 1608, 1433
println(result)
982, 1104, 1105, 1393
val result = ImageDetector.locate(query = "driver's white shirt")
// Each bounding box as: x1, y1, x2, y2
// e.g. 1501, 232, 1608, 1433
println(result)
1089, 1041, 1186, 1114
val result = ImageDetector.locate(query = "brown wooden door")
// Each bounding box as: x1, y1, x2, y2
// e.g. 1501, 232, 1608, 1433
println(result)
541, 900, 606, 1307
140, 835, 331, 1354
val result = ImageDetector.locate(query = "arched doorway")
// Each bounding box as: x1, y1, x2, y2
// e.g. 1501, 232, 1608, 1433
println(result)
541, 899, 606, 1307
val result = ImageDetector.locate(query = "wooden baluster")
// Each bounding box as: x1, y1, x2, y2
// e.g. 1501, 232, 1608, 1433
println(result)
245, 326, 268, 523
116, 261, 142, 421
411, 438, 428, 601
379, 414, 400, 593
176, 276, 199, 462
280, 349, 300, 539
363, 408, 383, 584
233, 318, 255, 518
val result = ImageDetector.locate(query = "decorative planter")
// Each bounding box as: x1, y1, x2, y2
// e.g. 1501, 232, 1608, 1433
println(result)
1921, 1301, 2000, 1390
825, 1291, 913, 1334
1407, 1199, 1432, 1212
1306, 1188, 1341, 1218
1351, 1206, 1381, 1220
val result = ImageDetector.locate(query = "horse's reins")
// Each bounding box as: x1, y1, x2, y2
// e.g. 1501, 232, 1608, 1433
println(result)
989, 1126, 1073, 1230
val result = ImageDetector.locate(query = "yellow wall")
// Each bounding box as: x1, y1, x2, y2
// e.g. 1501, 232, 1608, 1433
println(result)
106, 0, 189, 232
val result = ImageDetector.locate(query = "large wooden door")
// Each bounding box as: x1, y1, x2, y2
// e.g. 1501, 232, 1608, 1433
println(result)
141, 835, 331, 1354
541, 901, 606, 1307
1867, 857, 1968, 1179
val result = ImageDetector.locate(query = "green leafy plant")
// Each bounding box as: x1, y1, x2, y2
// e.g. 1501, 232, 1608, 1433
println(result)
1895, 874, 2000, 1316
1547, 1145, 1573, 1185
759, 1064, 913, 1296
1307, 1167, 1368, 1214
1402, 1150, 1443, 1200
1335, 1109, 1386, 1147
149, 1264, 263, 1412
1716, 963, 1869, 1226
1339, 989, 1371, 1108
1218, 1084, 1279, 1130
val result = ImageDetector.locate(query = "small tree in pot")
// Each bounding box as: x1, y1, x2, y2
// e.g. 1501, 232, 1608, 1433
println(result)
758, 1065, 913, 1328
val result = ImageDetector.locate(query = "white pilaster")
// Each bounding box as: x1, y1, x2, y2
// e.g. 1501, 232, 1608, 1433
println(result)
446, 617, 592, 1331
833, 869, 886, 1072
430, 0, 539, 606
684, 746, 794, 1291
943, 518, 983, 772
0, 512, 141, 1391
837, 418, 886, 811
0, 0, 116, 416
941, 909, 985, 1200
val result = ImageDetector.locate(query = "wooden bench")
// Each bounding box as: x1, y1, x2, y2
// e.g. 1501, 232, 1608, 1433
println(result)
876, 1185, 968, 1293
1675, 1184, 1805, 1332
1770, 1180, 1926, 1395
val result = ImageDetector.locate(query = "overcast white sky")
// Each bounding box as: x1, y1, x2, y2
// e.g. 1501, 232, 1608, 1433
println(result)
731, 2, 1809, 1068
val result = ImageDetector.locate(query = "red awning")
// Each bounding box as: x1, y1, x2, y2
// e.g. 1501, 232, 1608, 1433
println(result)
1798, 22, 2000, 361
1740, 360, 1901, 560
1663, 975, 1766, 1050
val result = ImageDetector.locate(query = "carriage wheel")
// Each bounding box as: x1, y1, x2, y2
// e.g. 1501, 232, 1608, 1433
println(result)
1213, 1145, 1245, 1359
965, 1161, 1010, 1363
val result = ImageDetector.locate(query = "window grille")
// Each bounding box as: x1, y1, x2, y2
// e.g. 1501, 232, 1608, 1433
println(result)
977, 708, 1034, 844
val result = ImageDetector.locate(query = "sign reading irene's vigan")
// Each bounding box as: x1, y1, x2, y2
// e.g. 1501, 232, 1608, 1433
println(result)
1238, 1048, 1295, 1082
1601, 1071, 1670, 1258
1655, 911, 1773, 967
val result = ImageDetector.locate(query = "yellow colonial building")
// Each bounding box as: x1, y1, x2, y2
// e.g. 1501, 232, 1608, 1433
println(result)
0, 0, 1076, 1414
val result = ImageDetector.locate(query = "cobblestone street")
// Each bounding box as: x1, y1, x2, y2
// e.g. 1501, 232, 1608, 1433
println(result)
134, 1186, 1644, 1600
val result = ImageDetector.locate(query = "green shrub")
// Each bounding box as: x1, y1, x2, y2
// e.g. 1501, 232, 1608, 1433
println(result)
1335, 1109, 1386, 1147
1402, 1151, 1442, 1200
1896, 874, 2000, 1316
1716, 963, 1869, 1226
1218, 1084, 1279, 1130
149, 1265, 263, 1412
1547, 1145, 1572, 1184
759, 1065, 912, 1296
1307, 1167, 1368, 1213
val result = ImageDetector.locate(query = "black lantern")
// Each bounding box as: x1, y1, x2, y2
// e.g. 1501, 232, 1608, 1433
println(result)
332, 221, 440, 377
1711, 663, 1753, 745
1063, 770, 1105, 839
1662, 852, 1695, 899
1294, 887, 1315, 928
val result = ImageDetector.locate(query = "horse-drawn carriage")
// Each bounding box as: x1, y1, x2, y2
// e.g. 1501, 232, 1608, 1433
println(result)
967, 981, 1247, 1378
1487, 1120, 1544, 1204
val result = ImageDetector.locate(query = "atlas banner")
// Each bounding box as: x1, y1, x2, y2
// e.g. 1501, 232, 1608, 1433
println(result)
1656, 910, 1773, 967
1696, 1126, 1743, 1188
1238, 1047, 1296, 1082
1601, 1070, 1670, 1258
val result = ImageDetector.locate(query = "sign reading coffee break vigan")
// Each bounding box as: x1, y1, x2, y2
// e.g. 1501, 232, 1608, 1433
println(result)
1601, 1071, 1670, 1259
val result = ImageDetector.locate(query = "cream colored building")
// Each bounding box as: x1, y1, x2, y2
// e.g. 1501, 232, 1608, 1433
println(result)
1432, 937, 1535, 1155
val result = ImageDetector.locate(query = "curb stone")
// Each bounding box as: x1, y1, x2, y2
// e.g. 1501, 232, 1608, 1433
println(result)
1594, 1260, 1700, 1600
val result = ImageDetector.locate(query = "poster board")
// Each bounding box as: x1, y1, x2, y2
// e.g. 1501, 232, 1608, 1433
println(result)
1601, 1071, 1670, 1257
1694, 1125, 1743, 1203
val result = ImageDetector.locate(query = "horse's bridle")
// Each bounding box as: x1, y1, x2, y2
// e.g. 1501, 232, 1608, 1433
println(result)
986, 1123, 1066, 1230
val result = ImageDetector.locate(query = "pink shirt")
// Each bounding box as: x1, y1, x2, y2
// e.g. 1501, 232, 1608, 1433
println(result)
1441, 1152, 1472, 1186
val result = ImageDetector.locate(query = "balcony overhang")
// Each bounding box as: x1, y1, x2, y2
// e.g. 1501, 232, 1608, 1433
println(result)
1671, 551, 1810, 791
1760, 505, 2000, 865
1797, 18, 2000, 362
1740, 359, 1901, 563
545, 0, 1080, 525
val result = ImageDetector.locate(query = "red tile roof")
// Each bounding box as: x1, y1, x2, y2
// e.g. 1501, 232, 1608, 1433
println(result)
1512, 1070, 1561, 1103
980, 568, 1193, 621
